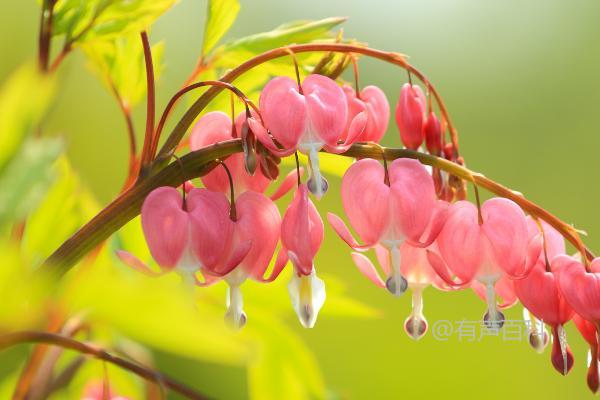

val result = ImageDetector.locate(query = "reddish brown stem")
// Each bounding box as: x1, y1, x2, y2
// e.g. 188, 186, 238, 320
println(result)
139, 31, 156, 174
0, 331, 208, 400
156, 43, 461, 165
149, 81, 260, 164
43, 141, 594, 276
38, 0, 56, 72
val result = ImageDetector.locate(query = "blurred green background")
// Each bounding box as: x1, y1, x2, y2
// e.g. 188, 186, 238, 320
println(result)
2, 1, 600, 399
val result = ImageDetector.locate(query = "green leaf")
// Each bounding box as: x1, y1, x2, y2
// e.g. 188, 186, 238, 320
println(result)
210, 17, 347, 67
22, 157, 99, 265
0, 242, 52, 331
82, 33, 164, 107
64, 258, 251, 366
0, 63, 56, 173
203, 0, 240, 55
52, 0, 178, 44
0, 138, 62, 228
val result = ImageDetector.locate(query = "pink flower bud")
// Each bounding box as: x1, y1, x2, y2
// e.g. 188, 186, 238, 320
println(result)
395, 83, 426, 150
424, 111, 442, 155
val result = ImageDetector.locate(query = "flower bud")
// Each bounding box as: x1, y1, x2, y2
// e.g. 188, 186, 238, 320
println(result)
395, 83, 426, 150
424, 111, 442, 155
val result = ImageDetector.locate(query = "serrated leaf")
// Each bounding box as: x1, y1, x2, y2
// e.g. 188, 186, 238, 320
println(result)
203, 0, 240, 55
210, 17, 346, 68
0, 63, 56, 173
82, 33, 164, 107
0, 138, 62, 227
52, 0, 178, 44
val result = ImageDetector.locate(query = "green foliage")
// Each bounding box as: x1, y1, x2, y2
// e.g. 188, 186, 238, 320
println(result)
52, 0, 178, 44
203, 0, 240, 55
211, 17, 347, 66
0, 3, 371, 399
82, 33, 165, 107
21, 157, 99, 265
0, 64, 55, 173
0, 138, 62, 227
199, 17, 347, 115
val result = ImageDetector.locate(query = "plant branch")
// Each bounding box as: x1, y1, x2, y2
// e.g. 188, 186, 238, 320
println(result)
43, 141, 594, 276
148, 80, 261, 165
154, 43, 461, 168
44, 140, 242, 274
139, 31, 156, 175
0, 331, 208, 400
38, 0, 57, 72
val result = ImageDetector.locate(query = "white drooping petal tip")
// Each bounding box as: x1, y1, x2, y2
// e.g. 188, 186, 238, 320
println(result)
288, 269, 326, 328
224, 284, 246, 330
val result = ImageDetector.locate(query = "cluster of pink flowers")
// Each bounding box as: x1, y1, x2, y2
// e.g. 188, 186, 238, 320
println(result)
119, 73, 600, 392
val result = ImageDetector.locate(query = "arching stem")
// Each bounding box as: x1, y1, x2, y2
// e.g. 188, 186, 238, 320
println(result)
43, 142, 595, 276
0, 331, 208, 400
155, 43, 462, 166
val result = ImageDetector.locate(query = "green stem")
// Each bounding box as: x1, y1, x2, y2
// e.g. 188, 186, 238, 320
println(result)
43, 141, 594, 276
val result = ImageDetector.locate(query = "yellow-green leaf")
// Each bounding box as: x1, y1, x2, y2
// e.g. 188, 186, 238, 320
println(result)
82, 33, 164, 107
0, 138, 62, 227
0, 63, 56, 172
52, 0, 178, 43
203, 0, 240, 55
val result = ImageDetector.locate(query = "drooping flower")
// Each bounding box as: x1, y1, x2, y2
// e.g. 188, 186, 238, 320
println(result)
573, 314, 600, 393
328, 158, 447, 298
249, 74, 366, 199
117, 187, 250, 281
556, 256, 600, 324
117, 185, 283, 329
428, 198, 542, 328
279, 184, 325, 328
352, 240, 449, 340
214, 190, 284, 328
190, 111, 301, 200
513, 218, 574, 375
342, 84, 389, 143
395, 83, 426, 150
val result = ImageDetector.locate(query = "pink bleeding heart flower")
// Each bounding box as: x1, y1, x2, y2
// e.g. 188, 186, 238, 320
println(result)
395, 83, 426, 150
556, 256, 600, 323
428, 198, 542, 328
555, 255, 600, 358
342, 84, 389, 143
216, 190, 284, 328
249, 74, 365, 199
117, 187, 246, 282
190, 111, 301, 200
328, 158, 447, 298
279, 184, 325, 328
513, 218, 573, 375
353, 239, 448, 340
574, 314, 600, 393
471, 276, 518, 310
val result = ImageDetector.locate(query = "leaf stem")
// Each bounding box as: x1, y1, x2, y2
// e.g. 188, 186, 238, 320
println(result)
38, 0, 57, 72
139, 31, 156, 175
149, 81, 261, 165
0, 331, 208, 400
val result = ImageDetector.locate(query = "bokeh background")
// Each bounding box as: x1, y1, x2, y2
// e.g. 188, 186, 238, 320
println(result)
2, 1, 600, 399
